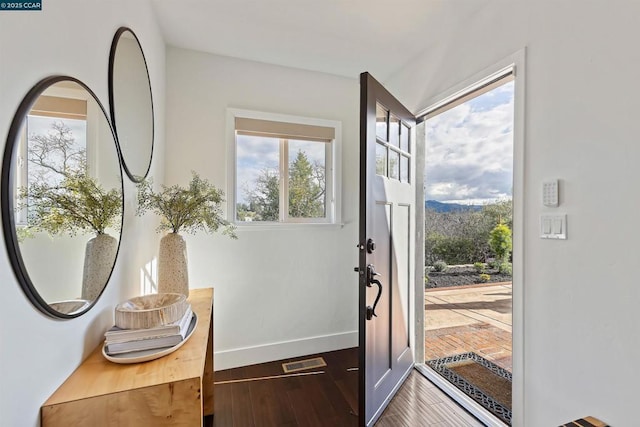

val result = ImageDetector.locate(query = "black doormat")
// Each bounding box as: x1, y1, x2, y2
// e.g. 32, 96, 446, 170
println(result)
426, 352, 512, 425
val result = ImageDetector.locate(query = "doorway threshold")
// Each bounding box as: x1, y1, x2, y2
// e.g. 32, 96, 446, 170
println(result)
415, 364, 508, 427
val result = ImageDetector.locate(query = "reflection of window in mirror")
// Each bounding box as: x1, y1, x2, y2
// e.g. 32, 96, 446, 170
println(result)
14, 84, 98, 224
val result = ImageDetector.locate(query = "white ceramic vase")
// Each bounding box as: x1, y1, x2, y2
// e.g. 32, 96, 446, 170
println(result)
82, 233, 118, 300
158, 232, 189, 297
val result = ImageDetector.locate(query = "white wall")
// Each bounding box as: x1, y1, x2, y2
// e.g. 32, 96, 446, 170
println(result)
11, 1, 636, 424
0, 1, 165, 426
165, 48, 359, 369
386, 1, 640, 426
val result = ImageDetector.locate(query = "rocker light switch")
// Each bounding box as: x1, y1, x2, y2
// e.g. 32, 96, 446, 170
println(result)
541, 214, 567, 239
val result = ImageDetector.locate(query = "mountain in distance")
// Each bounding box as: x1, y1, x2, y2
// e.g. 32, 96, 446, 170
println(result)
425, 200, 482, 213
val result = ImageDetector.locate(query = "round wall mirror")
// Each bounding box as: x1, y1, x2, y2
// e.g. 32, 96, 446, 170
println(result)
109, 27, 154, 182
1, 76, 124, 318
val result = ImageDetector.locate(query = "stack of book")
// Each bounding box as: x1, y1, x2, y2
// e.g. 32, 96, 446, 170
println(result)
104, 304, 193, 356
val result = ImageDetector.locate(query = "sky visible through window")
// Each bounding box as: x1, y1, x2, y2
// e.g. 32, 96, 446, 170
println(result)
236, 135, 280, 206
425, 81, 514, 205
236, 135, 326, 206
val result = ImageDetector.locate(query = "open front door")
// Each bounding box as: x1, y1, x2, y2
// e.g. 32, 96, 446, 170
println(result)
359, 72, 416, 426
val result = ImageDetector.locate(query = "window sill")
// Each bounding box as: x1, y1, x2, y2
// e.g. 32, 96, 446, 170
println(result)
233, 222, 345, 232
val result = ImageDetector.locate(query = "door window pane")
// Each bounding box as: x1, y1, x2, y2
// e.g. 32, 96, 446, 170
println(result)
400, 123, 410, 152
389, 114, 400, 148
376, 103, 388, 141
390, 150, 400, 180
376, 143, 388, 176
400, 155, 409, 183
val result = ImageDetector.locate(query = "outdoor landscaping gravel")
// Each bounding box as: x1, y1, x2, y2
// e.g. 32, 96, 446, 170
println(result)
426, 265, 512, 289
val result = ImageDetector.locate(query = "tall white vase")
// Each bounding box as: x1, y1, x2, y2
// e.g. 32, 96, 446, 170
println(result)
82, 233, 118, 301
158, 232, 189, 297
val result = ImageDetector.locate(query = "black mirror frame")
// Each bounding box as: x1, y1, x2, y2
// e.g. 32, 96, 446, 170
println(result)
108, 26, 155, 183
1, 76, 124, 319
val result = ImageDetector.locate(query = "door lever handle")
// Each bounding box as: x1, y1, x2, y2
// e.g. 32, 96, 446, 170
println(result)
366, 278, 382, 320
366, 264, 383, 320
368, 264, 381, 278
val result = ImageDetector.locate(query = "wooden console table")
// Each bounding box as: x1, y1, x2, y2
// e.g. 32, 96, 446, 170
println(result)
42, 288, 214, 426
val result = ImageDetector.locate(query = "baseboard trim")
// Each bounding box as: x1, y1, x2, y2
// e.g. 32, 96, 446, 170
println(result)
214, 330, 358, 371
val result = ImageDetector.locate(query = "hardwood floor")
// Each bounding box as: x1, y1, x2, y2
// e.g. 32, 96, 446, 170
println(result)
376, 372, 484, 427
211, 348, 358, 426
208, 348, 483, 427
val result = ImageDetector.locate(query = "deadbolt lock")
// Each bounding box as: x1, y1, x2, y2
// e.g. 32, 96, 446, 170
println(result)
366, 239, 376, 253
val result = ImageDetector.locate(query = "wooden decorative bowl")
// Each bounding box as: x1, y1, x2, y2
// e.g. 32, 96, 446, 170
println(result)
115, 293, 188, 330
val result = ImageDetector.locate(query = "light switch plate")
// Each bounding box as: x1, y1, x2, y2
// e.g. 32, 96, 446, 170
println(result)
540, 214, 567, 239
543, 180, 559, 207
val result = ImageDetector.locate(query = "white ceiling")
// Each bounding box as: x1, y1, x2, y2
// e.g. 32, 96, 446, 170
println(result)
151, 0, 486, 81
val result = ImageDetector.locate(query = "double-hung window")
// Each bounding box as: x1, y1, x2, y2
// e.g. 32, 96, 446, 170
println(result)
229, 109, 341, 225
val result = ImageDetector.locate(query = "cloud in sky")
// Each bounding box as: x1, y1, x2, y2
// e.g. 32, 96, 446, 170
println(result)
236, 135, 279, 204
235, 136, 327, 204
424, 81, 514, 204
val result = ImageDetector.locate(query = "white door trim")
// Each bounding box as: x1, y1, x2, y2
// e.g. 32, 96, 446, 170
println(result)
413, 48, 526, 426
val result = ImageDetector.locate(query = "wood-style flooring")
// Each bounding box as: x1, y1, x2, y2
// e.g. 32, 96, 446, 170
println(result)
375, 371, 484, 427
208, 348, 483, 427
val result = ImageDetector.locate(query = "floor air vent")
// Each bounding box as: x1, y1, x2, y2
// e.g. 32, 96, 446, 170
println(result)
282, 357, 327, 373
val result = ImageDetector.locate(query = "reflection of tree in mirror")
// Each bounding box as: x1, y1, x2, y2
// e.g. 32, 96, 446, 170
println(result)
19, 174, 121, 238
238, 150, 325, 221
27, 120, 86, 186
18, 120, 121, 240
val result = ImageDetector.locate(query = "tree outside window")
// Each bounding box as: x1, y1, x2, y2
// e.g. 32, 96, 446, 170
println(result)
236, 138, 328, 222
233, 113, 338, 225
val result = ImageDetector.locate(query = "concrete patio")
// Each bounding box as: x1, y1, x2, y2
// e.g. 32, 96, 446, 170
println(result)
425, 282, 512, 372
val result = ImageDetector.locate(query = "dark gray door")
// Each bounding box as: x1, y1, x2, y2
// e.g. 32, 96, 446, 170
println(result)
358, 72, 416, 426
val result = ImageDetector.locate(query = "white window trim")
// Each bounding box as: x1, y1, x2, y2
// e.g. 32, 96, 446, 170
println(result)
15, 85, 95, 225
226, 108, 342, 229
36, 84, 98, 175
